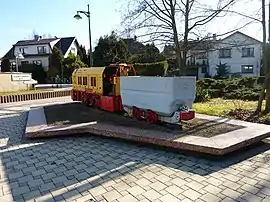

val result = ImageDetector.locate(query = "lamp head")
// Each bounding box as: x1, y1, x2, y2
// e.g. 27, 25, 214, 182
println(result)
74, 13, 82, 20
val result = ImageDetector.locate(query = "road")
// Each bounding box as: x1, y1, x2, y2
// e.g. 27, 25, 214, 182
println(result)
0, 97, 270, 202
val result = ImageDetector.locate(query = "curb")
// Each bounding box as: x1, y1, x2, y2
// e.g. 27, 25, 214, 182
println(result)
0, 90, 71, 104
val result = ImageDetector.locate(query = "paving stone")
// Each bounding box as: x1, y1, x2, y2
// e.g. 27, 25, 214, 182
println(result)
222, 180, 241, 190
240, 177, 259, 186
149, 181, 167, 191
127, 185, 146, 196
182, 189, 202, 201
200, 193, 221, 202
89, 186, 107, 197
102, 190, 122, 201
240, 183, 260, 194
12, 185, 30, 196
8, 171, 23, 180
186, 181, 204, 191
239, 192, 263, 202
143, 190, 162, 201
3, 99, 270, 202
262, 196, 270, 202
171, 178, 187, 187
118, 194, 138, 202
28, 179, 44, 187
23, 190, 41, 200
165, 185, 183, 196
159, 193, 180, 202
222, 188, 242, 199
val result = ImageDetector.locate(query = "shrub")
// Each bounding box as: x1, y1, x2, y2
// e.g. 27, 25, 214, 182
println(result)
18, 64, 47, 83
236, 77, 257, 88
231, 72, 242, 78
196, 78, 217, 89
257, 76, 265, 84
134, 60, 169, 76
195, 87, 211, 103
196, 76, 264, 102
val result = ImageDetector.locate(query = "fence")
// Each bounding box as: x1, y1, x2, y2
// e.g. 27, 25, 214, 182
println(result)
0, 90, 71, 104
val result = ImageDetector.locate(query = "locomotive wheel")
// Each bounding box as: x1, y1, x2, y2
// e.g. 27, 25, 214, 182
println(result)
83, 97, 89, 106
89, 97, 95, 107
132, 107, 142, 120
146, 110, 157, 123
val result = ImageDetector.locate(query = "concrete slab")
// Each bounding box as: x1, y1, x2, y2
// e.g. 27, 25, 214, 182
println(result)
25, 106, 270, 156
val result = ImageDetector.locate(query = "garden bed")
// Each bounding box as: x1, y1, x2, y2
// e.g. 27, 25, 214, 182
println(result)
44, 102, 244, 138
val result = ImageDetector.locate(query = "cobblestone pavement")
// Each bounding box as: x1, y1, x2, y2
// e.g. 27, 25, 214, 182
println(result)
1, 98, 270, 202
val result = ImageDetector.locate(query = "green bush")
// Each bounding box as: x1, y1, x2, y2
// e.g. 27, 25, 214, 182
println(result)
195, 87, 211, 103
18, 64, 47, 83
196, 76, 263, 102
236, 77, 257, 88
257, 76, 265, 84
134, 60, 168, 76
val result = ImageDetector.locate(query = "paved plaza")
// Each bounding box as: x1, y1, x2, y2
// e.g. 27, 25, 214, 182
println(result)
1, 97, 270, 202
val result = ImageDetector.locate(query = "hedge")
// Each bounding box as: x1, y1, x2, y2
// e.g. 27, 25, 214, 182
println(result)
134, 60, 169, 76
195, 76, 264, 102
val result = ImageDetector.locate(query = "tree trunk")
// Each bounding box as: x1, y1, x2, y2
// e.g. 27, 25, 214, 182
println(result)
256, 0, 267, 112
169, 0, 183, 76
181, 0, 190, 76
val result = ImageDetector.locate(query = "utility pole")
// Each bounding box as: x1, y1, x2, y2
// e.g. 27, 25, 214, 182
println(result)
74, 4, 93, 67
269, 0, 270, 43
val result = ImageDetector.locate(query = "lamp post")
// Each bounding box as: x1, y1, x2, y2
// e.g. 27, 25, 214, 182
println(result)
74, 4, 93, 67
15, 52, 24, 72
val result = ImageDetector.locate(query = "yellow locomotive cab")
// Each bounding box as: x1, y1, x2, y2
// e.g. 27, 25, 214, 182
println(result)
72, 67, 105, 95
71, 63, 136, 112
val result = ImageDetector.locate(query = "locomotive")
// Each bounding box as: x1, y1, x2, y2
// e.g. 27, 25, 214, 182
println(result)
71, 63, 196, 124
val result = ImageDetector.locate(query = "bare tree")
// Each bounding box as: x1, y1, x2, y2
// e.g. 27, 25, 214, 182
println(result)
256, 0, 269, 113
120, 0, 238, 75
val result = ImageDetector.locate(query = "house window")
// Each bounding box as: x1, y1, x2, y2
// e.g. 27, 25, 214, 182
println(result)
196, 52, 207, 59
33, 60, 42, 66
21, 61, 29, 65
82, 77, 88, 85
219, 48, 231, 58
78, 77, 82, 85
70, 48, 76, 53
91, 77, 96, 87
241, 65, 254, 73
37, 46, 47, 54
19, 47, 27, 54
242, 47, 254, 57
201, 66, 207, 73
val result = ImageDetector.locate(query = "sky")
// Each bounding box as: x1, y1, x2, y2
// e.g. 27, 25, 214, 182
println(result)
0, 0, 268, 57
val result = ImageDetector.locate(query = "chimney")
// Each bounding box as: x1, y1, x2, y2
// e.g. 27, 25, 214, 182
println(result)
213, 34, 217, 41
34, 35, 39, 40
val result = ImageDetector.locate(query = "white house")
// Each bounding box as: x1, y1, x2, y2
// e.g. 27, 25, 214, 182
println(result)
164, 31, 262, 78
2, 35, 80, 71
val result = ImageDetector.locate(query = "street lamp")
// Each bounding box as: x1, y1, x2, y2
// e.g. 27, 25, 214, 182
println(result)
15, 52, 24, 72
74, 4, 93, 67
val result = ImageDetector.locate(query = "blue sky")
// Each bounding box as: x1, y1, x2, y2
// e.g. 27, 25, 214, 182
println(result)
0, 0, 266, 57
0, 0, 122, 57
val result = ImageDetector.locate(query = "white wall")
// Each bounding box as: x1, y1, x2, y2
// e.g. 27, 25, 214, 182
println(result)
14, 44, 52, 56
64, 39, 78, 58
208, 32, 261, 77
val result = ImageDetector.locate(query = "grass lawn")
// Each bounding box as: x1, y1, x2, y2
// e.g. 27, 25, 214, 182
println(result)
193, 98, 263, 117
193, 98, 270, 124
